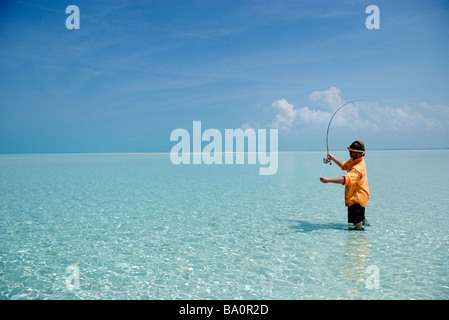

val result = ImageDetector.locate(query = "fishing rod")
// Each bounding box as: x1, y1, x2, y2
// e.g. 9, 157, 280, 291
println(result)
323, 99, 376, 165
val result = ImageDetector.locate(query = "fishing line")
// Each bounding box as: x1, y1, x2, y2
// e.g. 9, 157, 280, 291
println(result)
323, 99, 377, 165
319, 158, 327, 178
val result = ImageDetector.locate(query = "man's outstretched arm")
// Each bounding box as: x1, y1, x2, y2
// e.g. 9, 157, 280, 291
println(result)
320, 176, 345, 184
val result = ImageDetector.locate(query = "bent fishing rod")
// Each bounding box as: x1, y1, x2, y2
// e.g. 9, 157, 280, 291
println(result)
323, 99, 376, 165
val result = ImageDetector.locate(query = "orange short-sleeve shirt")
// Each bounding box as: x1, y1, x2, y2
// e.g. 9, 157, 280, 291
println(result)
341, 157, 370, 208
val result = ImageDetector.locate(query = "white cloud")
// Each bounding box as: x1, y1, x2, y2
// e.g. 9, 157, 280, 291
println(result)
297, 107, 331, 125
363, 103, 449, 132
269, 87, 352, 130
271, 99, 297, 128
419, 103, 449, 123
308, 87, 343, 111
270, 99, 299, 129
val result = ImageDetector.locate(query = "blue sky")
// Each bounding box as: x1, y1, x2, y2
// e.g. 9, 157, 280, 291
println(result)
1, 0, 448, 153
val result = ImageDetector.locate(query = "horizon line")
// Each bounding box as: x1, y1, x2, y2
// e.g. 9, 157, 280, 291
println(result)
1, 147, 448, 156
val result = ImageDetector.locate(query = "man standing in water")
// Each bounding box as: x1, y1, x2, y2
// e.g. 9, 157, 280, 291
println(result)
320, 140, 370, 230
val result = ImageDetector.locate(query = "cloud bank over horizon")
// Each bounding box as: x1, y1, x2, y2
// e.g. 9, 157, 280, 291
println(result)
266, 87, 449, 134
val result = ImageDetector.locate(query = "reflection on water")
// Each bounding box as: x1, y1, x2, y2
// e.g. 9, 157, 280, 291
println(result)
343, 231, 371, 299
289, 219, 375, 299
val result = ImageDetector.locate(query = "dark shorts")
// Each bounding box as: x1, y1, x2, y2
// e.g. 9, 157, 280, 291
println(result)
348, 203, 365, 224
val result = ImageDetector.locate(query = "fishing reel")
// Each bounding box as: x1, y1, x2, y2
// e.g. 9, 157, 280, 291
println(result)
323, 157, 332, 165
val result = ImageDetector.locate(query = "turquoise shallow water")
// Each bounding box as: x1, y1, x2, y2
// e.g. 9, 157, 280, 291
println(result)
1, 150, 448, 299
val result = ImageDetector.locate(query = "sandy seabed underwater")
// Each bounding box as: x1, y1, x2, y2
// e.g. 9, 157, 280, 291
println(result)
1, 150, 448, 299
